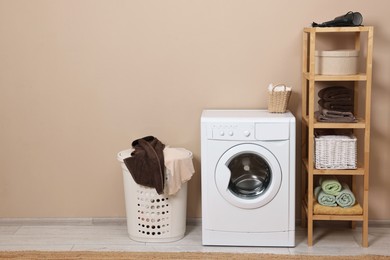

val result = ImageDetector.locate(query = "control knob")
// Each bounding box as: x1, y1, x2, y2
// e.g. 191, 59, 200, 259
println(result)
243, 130, 251, 137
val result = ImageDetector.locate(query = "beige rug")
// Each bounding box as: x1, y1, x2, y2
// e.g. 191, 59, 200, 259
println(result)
0, 251, 389, 260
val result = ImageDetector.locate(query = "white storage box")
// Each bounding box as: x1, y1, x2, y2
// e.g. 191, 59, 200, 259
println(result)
315, 50, 359, 75
117, 149, 191, 243
314, 134, 357, 169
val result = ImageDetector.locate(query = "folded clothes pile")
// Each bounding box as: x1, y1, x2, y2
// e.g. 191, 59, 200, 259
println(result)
315, 86, 357, 123
314, 176, 356, 208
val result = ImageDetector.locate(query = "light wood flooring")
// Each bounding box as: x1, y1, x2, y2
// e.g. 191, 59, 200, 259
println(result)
0, 218, 389, 256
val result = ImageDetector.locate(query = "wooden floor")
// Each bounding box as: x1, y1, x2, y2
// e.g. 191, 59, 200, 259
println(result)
0, 219, 389, 256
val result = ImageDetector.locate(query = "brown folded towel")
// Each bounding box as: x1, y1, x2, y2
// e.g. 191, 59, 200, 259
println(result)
123, 136, 166, 194
318, 99, 353, 112
318, 86, 353, 102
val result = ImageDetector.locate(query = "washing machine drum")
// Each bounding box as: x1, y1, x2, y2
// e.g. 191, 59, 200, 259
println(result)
228, 153, 271, 198
215, 144, 282, 209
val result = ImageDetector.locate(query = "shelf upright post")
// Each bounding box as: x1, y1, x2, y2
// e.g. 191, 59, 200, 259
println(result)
362, 26, 374, 247
301, 29, 309, 229
307, 28, 316, 247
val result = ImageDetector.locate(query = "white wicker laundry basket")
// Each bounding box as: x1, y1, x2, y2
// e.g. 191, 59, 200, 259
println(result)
117, 149, 189, 243
314, 134, 357, 169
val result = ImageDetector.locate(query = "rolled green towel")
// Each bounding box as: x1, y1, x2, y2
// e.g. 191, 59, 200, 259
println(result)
336, 183, 356, 208
320, 176, 342, 196
314, 186, 337, 207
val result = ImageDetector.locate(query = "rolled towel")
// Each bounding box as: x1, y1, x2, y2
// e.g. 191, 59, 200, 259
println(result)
320, 176, 342, 196
314, 186, 337, 206
336, 183, 356, 208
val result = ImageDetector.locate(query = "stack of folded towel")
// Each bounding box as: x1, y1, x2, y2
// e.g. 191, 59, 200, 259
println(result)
315, 86, 357, 123
314, 176, 356, 208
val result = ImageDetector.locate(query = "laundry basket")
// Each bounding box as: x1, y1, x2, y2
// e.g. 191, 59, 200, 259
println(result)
117, 149, 190, 243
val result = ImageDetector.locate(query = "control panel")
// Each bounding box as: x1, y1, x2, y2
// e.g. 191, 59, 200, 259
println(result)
207, 123, 255, 140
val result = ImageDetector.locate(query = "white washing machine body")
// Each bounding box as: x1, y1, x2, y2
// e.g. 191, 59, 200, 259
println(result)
201, 110, 295, 247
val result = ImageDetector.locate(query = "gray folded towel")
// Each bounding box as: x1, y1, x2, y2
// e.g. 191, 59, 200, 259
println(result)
315, 109, 357, 123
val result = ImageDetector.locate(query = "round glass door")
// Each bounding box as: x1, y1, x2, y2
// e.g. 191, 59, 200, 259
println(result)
215, 144, 282, 209
227, 153, 271, 199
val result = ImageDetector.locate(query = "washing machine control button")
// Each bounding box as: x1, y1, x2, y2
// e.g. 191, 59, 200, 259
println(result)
210, 123, 254, 140
243, 130, 251, 137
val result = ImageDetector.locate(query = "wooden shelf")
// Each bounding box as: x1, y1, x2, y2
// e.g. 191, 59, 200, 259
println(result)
301, 26, 373, 247
302, 159, 365, 176
303, 72, 367, 81
313, 214, 364, 221
302, 115, 366, 129
302, 199, 364, 221
304, 26, 373, 33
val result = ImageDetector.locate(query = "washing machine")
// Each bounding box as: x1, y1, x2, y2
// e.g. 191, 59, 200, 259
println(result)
200, 109, 295, 247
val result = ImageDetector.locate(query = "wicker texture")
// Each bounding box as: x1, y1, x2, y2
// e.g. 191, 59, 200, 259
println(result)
268, 84, 291, 113
315, 135, 357, 169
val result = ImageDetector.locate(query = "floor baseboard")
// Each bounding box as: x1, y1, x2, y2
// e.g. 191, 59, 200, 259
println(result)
0, 217, 389, 227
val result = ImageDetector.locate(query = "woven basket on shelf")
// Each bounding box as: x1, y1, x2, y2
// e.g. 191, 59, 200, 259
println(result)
314, 134, 357, 169
268, 84, 291, 113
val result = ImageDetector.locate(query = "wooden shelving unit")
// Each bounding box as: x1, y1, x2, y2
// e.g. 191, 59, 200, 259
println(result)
301, 26, 373, 247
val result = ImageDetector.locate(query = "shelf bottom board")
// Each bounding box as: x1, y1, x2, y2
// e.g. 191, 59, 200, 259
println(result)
313, 201, 363, 215
303, 199, 364, 221
312, 215, 364, 221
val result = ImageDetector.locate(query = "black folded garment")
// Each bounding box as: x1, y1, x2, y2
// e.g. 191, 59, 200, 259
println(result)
318, 86, 353, 102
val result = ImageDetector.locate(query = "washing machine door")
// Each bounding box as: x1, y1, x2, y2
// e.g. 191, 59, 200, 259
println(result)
215, 143, 282, 209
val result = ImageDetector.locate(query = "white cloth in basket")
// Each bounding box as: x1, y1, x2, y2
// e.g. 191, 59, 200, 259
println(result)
268, 83, 292, 92
164, 147, 195, 196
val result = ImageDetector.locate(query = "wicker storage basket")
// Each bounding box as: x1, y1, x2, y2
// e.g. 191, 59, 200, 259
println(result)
314, 134, 357, 169
268, 84, 291, 113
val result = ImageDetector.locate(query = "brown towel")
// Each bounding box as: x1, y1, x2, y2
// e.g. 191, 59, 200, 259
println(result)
123, 136, 166, 194
318, 99, 353, 112
318, 86, 354, 112
318, 86, 353, 102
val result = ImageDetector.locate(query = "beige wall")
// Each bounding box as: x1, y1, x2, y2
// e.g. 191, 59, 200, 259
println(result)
1, 1, 389, 220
